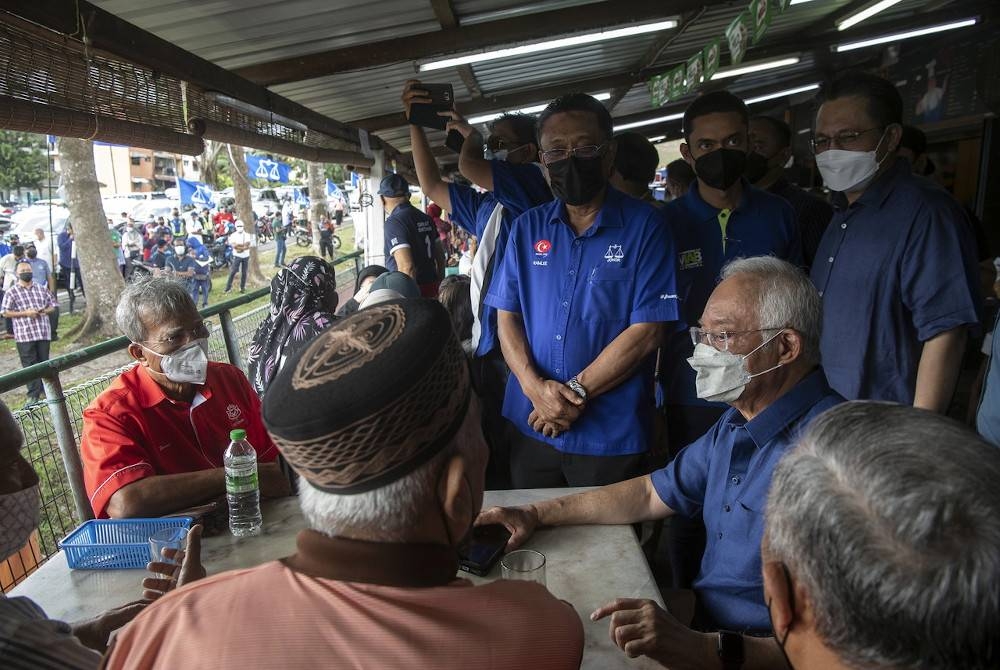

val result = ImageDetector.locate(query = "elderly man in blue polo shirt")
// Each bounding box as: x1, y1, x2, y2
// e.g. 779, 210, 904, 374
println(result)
480, 256, 843, 667
661, 91, 801, 458
810, 72, 979, 410
485, 92, 679, 488
403, 79, 552, 488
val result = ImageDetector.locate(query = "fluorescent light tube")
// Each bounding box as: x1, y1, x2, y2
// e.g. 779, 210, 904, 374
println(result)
648, 135, 667, 142
467, 93, 612, 125
711, 56, 801, 80
836, 18, 977, 52
420, 20, 678, 71
744, 83, 820, 104
838, 0, 905, 31
614, 113, 684, 132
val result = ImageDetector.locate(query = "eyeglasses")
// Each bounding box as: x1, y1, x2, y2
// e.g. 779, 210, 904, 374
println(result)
690, 326, 781, 352
144, 320, 210, 349
810, 127, 882, 154
538, 143, 606, 166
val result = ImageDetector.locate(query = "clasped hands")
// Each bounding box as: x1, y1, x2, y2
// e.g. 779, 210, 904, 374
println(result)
525, 379, 585, 438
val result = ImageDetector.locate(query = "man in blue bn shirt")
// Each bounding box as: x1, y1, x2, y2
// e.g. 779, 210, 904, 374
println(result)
661, 91, 802, 455
809, 73, 979, 409
485, 93, 680, 488
379, 174, 445, 297
403, 80, 552, 488
480, 257, 843, 668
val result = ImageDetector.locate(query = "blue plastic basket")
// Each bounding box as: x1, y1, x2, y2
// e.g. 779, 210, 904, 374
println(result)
59, 517, 193, 570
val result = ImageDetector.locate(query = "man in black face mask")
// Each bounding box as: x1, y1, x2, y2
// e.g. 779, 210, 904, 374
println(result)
658, 90, 802, 590
484, 93, 680, 488
746, 115, 832, 270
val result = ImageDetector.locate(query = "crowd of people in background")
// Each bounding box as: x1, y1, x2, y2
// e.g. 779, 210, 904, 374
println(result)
2, 67, 1000, 670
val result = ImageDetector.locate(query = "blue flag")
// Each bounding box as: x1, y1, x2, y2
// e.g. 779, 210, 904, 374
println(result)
246, 155, 291, 183
326, 179, 343, 198
178, 178, 215, 208
350, 171, 360, 189
294, 188, 310, 207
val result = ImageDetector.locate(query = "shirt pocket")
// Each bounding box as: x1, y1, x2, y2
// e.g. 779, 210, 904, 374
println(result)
581, 265, 633, 322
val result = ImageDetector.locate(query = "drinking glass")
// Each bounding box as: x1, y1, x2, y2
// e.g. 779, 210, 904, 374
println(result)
149, 527, 188, 578
500, 549, 546, 586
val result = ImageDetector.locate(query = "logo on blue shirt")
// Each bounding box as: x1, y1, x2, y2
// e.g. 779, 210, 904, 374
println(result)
679, 248, 704, 270
604, 244, 624, 263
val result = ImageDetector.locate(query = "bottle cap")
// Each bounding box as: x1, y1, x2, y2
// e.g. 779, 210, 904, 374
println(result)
230, 429, 247, 441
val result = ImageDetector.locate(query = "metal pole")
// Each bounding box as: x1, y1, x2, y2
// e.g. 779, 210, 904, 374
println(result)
42, 373, 94, 522
219, 308, 244, 370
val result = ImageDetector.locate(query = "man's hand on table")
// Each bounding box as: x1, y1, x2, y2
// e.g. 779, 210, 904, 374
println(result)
476, 505, 539, 551
591, 598, 718, 670
71, 601, 148, 653
142, 524, 206, 601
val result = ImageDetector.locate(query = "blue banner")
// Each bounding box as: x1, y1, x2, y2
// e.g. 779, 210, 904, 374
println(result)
246, 155, 291, 183
294, 188, 310, 207
326, 179, 343, 198
350, 171, 360, 189
178, 178, 215, 208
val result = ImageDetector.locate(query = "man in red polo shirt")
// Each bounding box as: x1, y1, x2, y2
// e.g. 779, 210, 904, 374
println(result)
81, 277, 290, 518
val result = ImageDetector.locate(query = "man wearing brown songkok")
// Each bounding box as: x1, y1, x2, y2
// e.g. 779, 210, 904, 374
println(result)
104, 299, 584, 670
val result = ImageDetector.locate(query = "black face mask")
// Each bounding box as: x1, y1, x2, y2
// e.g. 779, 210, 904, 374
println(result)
694, 148, 747, 191
743, 151, 771, 184
18, 272, 33, 283
547, 156, 607, 206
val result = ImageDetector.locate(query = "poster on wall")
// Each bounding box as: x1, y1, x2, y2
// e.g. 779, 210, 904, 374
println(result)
669, 65, 687, 100
686, 53, 704, 93
750, 0, 771, 44
649, 73, 671, 108
726, 12, 750, 65
703, 39, 722, 82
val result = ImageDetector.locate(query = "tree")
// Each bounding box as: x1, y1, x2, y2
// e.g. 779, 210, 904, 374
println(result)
226, 145, 266, 285
199, 140, 226, 190
0, 131, 46, 201
58, 137, 125, 340
307, 162, 328, 257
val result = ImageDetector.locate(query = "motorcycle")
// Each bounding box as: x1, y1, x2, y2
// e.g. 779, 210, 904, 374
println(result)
293, 222, 312, 248
255, 215, 274, 243
210, 234, 233, 270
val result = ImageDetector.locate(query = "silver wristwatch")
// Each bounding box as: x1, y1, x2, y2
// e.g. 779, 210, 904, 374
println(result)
565, 376, 588, 401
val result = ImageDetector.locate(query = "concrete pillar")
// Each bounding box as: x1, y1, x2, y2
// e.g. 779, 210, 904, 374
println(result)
363, 149, 387, 268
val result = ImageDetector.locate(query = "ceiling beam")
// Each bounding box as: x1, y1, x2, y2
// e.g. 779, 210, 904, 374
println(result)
429, 0, 482, 98
231, 0, 701, 87
352, 72, 639, 132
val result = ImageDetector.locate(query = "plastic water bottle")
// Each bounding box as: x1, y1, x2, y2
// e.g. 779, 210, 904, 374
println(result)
224, 429, 262, 537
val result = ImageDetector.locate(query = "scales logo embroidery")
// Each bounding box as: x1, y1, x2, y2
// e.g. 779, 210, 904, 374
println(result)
226, 404, 243, 423
679, 248, 703, 269
604, 244, 624, 263
533, 239, 552, 255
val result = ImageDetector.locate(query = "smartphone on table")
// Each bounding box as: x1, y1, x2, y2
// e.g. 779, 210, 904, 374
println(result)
458, 523, 512, 576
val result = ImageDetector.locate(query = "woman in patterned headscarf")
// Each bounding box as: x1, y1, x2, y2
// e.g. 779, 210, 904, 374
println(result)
247, 256, 339, 396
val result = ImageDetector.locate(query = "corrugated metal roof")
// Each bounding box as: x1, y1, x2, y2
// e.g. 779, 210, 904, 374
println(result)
85, 0, 973, 159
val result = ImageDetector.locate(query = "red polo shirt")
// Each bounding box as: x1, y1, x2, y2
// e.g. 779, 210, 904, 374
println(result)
81, 362, 277, 518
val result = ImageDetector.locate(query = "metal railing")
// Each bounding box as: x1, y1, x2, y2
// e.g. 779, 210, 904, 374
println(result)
0, 250, 363, 591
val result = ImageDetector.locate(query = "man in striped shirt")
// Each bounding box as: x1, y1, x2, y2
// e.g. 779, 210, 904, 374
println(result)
0, 400, 203, 668
1, 261, 57, 406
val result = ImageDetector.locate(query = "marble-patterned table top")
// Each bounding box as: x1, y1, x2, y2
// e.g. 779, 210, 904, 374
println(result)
11, 488, 663, 668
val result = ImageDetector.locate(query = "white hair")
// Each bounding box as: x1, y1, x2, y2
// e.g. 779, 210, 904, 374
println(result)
719, 256, 822, 365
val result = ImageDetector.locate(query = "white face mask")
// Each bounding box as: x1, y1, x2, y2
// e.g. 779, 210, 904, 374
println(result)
815, 131, 887, 193
484, 148, 509, 161
174, 246, 186, 255
0, 484, 40, 562
687, 330, 785, 403
142, 338, 210, 385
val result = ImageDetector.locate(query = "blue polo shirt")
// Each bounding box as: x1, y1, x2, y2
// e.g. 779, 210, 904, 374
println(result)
652, 369, 843, 631
383, 202, 439, 285
661, 179, 801, 407
485, 186, 680, 456
448, 160, 552, 358
810, 159, 980, 403
977, 310, 1000, 447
